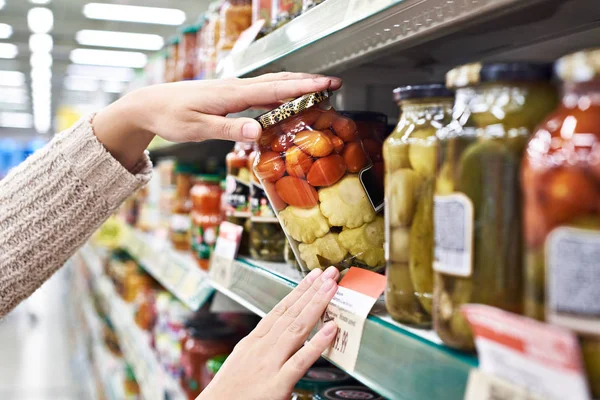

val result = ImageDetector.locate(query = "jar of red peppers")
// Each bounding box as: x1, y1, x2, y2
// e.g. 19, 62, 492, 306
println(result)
191, 175, 223, 270
254, 91, 385, 272
225, 142, 253, 255
178, 24, 200, 81
522, 48, 600, 397
180, 320, 236, 399
217, 0, 252, 64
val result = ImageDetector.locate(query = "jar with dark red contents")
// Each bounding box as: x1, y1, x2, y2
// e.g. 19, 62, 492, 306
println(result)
522, 48, 600, 397
225, 142, 253, 255
190, 175, 223, 270
254, 91, 385, 272
178, 24, 200, 81
164, 35, 180, 83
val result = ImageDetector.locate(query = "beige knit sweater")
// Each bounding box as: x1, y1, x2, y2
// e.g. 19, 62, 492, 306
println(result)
0, 115, 152, 317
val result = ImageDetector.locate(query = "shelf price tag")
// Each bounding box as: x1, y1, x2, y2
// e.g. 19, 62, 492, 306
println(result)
462, 305, 591, 400
322, 268, 386, 372
209, 222, 243, 288
465, 369, 545, 400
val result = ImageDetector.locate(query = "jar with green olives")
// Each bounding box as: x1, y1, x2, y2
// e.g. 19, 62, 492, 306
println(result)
383, 84, 454, 327
433, 63, 556, 350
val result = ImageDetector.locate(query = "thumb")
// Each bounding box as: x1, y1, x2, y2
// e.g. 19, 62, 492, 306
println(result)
200, 114, 262, 142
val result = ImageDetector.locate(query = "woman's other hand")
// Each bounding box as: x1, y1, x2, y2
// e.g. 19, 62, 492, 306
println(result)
93, 73, 342, 170
198, 266, 340, 400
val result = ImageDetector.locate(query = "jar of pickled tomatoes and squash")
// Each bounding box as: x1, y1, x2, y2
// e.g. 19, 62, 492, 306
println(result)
384, 84, 454, 327
253, 91, 385, 272
225, 142, 253, 255
522, 48, 600, 397
249, 145, 286, 262
432, 62, 556, 351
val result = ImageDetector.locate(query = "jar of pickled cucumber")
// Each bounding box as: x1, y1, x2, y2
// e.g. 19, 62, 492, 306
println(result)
383, 84, 454, 327
249, 145, 286, 262
433, 63, 556, 351
522, 48, 600, 397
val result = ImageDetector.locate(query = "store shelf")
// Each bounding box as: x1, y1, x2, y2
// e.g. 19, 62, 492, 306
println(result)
80, 245, 187, 400
120, 225, 215, 311
148, 139, 234, 165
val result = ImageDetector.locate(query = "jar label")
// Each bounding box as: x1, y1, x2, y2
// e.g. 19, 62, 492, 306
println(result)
170, 214, 191, 233
250, 182, 278, 222
192, 224, 219, 261
433, 193, 473, 277
225, 175, 250, 217
546, 227, 600, 335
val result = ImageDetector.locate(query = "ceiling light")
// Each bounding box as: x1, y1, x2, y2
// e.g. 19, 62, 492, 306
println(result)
83, 3, 185, 26
0, 0, 4, 10
0, 71, 25, 87
75, 29, 164, 51
31, 66, 52, 81
30, 0, 52, 4
0, 88, 28, 104
29, 33, 53, 53
0, 43, 18, 59
28, 7, 54, 34
30, 52, 53, 69
70, 48, 147, 68
66, 64, 135, 82
0, 23, 12, 39
0, 112, 33, 129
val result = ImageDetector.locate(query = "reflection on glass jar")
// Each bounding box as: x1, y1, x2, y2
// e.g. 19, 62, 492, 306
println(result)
433, 62, 556, 351
253, 91, 385, 272
225, 142, 253, 255
384, 84, 454, 327
522, 48, 600, 397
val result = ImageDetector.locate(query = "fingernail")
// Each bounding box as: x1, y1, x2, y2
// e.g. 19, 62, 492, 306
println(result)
322, 321, 337, 336
321, 266, 337, 281
242, 122, 260, 140
314, 77, 332, 85
306, 268, 322, 284
320, 278, 335, 293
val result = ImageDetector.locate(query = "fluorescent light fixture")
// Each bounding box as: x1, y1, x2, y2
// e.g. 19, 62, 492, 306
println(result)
31, 66, 52, 82
83, 3, 185, 26
0, 43, 18, 59
75, 29, 164, 51
30, 0, 52, 4
28, 7, 54, 34
66, 64, 134, 82
30, 52, 53, 69
0, 0, 4, 10
0, 23, 12, 39
64, 75, 99, 92
0, 71, 25, 87
29, 33, 53, 53
0, 88, 28, 104
0, 112, 33, 129
70, 48, 147, 68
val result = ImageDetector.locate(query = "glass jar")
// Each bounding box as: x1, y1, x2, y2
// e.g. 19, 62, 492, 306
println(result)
123, 364, 140, 398
313, 386, 383, 400
191, 175, 223, 270
170, 164, 196, 251
164, 35, 180, 83
292, 367, 353, 399
249, 145, 286, 261
178, 24, 200, 81
522, 48, 600, 397
272, 0, 302, 29
194, 16, 207, 80
203, 2, 222, 79
200, 354, 228, 391
284, 239, 300, 270
135, 286, 157, 332
302, 0, 325, 13
180, 321, 236, 400
217, 0, 252, 64
225, 142, 253, 255
253, 0, 272, 37
254, 91, 385, 272
383, 84, 454, 327
433, 62, 556, 351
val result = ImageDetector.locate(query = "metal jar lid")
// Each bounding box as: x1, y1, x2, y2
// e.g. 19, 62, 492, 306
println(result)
255, 90, 332, 129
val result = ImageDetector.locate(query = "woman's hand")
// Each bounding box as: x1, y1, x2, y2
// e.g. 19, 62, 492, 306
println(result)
93, 73, 342, 170
199, 266, 340, 400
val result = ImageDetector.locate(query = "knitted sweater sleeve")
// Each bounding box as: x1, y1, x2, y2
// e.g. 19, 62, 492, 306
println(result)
0, 114, 152, 317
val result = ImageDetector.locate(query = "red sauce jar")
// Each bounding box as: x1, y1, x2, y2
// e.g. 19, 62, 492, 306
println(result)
190, 175, 223, 270
178, 24, 200, 81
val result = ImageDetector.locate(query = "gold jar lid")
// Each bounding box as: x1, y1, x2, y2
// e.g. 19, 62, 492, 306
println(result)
556, 48, 600, 83
255, 90, 332, 129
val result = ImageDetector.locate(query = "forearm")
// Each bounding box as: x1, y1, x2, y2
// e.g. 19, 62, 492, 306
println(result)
0, 115, 151, 317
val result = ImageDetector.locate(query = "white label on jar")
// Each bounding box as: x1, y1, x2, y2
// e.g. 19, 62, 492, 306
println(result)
546, 227, 600, 335
170, 214, 191, 233
433, 193, 473, 277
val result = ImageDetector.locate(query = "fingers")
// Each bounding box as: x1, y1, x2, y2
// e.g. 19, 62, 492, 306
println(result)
250, 268, 323, 338
271, 267, 339, 361
278, 321, 338, 389
194, 115, 262, 142
242, 72, 328, 84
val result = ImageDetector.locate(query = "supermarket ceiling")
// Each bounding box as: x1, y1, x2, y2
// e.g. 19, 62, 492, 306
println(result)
0, 0, 210, 136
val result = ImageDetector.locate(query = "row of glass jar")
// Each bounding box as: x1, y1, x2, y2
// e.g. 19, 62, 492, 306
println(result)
382, 49, 600, 397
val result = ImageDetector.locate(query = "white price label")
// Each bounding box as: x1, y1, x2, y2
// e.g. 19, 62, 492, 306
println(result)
209, 254, 235, 288
465, 369, 544, 400
322, 301, 365, 371
434, 194, 473, 277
